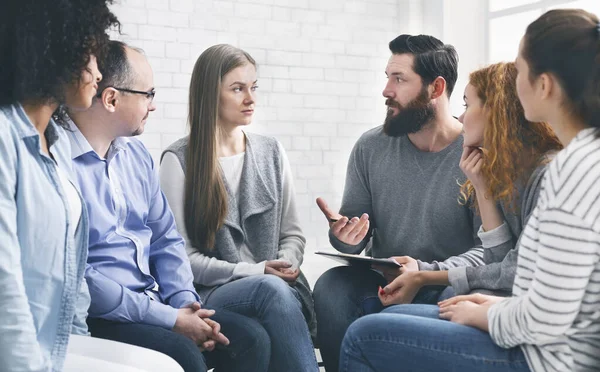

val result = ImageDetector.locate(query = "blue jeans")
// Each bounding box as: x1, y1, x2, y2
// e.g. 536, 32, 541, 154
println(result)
340, 304, 530, 372
313, 266, 454, 372
87, 307, 269, 372
204, 275, 319, 372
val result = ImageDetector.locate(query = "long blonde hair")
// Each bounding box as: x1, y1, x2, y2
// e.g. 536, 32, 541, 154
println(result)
185, 44, 256, 251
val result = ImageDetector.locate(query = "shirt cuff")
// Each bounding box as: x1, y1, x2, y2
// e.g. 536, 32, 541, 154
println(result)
478, 222, 512, 248
169, 291, 201, 309
447, 266, 470, 295
145, 300, 179, 329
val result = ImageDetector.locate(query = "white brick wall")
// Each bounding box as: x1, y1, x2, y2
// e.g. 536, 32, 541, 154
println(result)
111, 0, 420, 285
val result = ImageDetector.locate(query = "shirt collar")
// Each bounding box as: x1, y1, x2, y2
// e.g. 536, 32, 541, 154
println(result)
9, 103, 60, 147
67, 118, 130, 160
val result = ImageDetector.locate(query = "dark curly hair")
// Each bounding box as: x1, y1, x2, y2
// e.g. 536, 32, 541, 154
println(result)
0, 0, 120, 123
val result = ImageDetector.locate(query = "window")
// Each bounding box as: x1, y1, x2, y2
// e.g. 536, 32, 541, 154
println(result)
487, 0, 600, 63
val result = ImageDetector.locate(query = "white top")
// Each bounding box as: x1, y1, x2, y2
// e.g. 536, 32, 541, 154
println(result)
56, 165, 82, 236
488, 128, 600, 372
160, 141, 300, 285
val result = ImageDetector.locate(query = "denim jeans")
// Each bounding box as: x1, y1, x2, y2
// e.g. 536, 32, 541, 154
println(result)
87, 307, 269, 372
204, 275, 319, 372
313, 266, 453, 372
340, 304, 530, 372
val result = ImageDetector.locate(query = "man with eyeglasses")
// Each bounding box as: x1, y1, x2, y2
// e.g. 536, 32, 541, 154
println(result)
66, 40, 270, 372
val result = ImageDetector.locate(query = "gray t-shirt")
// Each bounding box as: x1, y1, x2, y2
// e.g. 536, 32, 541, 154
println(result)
330, 125, 483, 270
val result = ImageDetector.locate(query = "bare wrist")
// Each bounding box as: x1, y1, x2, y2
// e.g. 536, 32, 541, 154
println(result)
413, 271, 427, 286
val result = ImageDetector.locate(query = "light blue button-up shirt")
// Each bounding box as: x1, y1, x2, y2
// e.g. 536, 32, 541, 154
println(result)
0, 104, 90, 372
67, 124, 200, 330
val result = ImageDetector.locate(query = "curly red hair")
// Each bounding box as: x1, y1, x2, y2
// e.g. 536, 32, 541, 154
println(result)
459, 62, 562, 212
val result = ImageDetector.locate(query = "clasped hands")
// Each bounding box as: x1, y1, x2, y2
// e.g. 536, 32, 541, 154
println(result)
174, 302, 230, 352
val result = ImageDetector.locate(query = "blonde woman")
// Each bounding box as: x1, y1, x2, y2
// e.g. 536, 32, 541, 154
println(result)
160, 44, 318, 372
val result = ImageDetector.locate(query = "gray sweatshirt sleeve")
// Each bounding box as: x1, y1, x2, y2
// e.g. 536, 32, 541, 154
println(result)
450, 163, 548, 295
329, 139, 374, 254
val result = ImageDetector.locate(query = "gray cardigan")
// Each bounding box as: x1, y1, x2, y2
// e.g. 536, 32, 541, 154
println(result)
161, 133, 316, 338
448, 161, 549, 295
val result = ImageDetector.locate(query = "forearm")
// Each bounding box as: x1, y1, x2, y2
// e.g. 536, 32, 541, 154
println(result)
475, 189, 504, 232
419, 247, 485, 271
85, 266, 178, 329
416, 270, 450, 287
189, 250, 265, 287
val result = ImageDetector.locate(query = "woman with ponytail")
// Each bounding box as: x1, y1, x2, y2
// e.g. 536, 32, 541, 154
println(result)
339, 9, 600, 372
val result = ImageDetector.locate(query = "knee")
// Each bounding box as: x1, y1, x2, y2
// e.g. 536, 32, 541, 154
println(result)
314, 266, 350, 299
343, 314, 380, 346
314, 266, 373, 308
232, 320, 271, 361
257, 275, 296, 302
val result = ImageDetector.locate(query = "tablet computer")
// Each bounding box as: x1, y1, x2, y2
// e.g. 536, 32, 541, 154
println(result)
315, 251, 402, 268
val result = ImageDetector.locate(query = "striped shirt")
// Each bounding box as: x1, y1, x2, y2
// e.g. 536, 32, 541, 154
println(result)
488, 127, 600, 372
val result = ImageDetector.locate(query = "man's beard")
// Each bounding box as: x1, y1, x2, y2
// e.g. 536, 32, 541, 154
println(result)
383, 87, 436, 137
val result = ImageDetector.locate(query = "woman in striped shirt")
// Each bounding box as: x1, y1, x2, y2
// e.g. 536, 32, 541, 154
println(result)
339, 8, 600, 372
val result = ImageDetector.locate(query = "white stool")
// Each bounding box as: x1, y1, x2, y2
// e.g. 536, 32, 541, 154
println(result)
64, 334, 184, 372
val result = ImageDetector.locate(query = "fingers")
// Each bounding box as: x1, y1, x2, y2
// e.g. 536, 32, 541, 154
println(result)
460, 146, 473, 162
460, 147, 483, 172
438, 294, 482, 308
378, 287, 392, 307
265, 260, 292, 269
382, 275, 404, 293
212, 331, 230, 346
201, 340, 216, 352
330, 217, 350, 234
438, 305, 454, 320
203, 318, 221, 337
194, 308, 216, 318
377, 286, 402, 307
346, 215, 369, 242
188, 302, 202, 311
265, 267, 298, 282
316, 197, 342, 222
202, 318, 230, 346
464, 148, 481, 167
334, 214, 369, 244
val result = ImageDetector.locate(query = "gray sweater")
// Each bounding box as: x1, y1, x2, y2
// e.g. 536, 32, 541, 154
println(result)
448, 161, 549, 295
330, 126, 484, 270
161, 133, 316, 338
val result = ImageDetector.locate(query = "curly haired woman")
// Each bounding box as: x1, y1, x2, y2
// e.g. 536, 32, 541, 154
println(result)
0, 0, 118, 370
376, 62, 562, 306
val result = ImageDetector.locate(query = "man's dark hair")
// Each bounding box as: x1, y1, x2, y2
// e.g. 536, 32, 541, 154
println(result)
389, 34, 459, 97
97, 40, 139, 93
0, 0, 120, 124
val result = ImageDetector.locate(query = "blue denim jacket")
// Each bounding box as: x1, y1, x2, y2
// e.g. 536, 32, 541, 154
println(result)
0, 104, 90, 372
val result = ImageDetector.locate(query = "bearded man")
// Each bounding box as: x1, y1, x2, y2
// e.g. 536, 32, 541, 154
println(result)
312, 34, 483, 372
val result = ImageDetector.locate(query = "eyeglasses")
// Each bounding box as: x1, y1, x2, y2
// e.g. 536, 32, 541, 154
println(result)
97, 86, 156, 102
